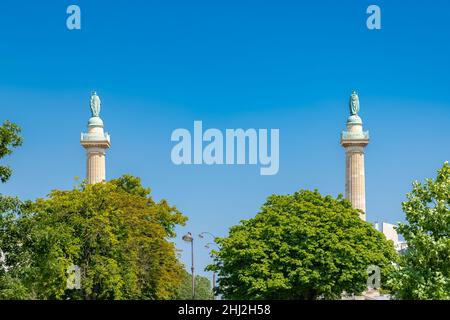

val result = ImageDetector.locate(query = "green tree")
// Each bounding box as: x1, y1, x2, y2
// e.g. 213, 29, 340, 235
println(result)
0, 120, 24, 297
0, 195, 31, 299
207, 190, 398, 300
389, 162, 450, 300
175, 270, 213, 300
0, 175, 187, 300
0, 120, 23, 183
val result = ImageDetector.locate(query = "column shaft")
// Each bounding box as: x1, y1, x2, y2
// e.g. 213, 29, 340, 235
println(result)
345, 147, 366, 220
86, 149, 106, 184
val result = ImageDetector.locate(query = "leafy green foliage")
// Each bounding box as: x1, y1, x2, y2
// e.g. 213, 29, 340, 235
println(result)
389, 162, 450, 300
0, 195, 31, 299
207, 190, 398, 300
0, 175, 187, 300
175, 270, 213, 300
0, 120, 23, 183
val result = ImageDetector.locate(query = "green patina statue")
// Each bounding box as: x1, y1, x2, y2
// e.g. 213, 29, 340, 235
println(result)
90, 91, 101, 117
349, 91, 360, 115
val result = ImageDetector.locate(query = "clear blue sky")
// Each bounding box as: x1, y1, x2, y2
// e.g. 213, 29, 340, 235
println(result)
1, 0, 449, 279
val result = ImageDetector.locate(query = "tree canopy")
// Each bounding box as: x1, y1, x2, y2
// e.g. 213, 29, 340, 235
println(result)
389, 162, 450, 300
175, 270, 213, 300
0, 120, 22, 183
207, 190, 398, 300
0, 175, 187, 299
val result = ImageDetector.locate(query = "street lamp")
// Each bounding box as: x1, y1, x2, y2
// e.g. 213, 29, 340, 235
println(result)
182, 232, 195, 299
198, 232, 217, 240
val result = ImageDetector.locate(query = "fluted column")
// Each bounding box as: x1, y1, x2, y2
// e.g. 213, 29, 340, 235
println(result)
345, 146, 366, 216
86, 148, 106, 184
80, 92, 111, 185
341, 91, 369, 221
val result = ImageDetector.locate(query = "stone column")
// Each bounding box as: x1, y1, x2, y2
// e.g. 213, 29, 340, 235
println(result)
86, 147, 106, 184
345, 145, 367, 215
341, 91, 369, 220
80, 92, 111, 185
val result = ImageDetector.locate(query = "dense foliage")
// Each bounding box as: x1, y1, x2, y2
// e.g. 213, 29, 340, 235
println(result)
175, 270, 213, 300
0, 175, 187, 299
208, 190, 398, 299
389, 162, 450, 299
0, 120, 22, 183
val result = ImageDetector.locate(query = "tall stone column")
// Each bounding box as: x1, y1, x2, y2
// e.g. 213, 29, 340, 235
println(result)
80, 92, 111, 184
341, 91, 369, 220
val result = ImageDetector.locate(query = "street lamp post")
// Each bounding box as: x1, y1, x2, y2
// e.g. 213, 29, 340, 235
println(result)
212, 272, 216, 300
182, 232, 195, 299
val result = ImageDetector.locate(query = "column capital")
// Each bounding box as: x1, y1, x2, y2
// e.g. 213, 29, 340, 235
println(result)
340, 131, 369, 147
344, 145, 366, 154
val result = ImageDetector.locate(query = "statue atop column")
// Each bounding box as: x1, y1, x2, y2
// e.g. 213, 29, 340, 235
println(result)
82, 91, 111, 184
349, 91, 360, 115
341, 90, 369, 219
90, 91, 101, 117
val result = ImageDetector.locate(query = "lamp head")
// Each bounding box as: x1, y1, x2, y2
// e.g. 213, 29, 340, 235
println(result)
182, 232, 193, 242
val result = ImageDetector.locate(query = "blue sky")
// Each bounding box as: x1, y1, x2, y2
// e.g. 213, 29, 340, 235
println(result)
1, 0, 449, 278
